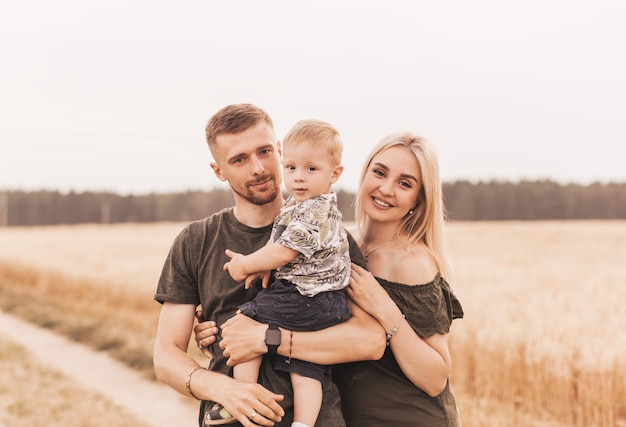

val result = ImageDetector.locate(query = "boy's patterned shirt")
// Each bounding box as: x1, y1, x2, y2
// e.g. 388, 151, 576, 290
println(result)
271, 192, 350, 296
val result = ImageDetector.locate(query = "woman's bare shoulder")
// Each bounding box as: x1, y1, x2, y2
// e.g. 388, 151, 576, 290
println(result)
391, 243, 438, 285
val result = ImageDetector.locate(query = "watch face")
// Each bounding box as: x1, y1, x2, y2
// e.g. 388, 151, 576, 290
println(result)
266, 328, 281, 346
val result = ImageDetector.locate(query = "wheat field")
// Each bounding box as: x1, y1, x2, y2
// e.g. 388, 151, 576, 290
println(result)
0, 220, 625, 426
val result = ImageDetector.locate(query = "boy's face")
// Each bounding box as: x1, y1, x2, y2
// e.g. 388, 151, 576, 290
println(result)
282, 142, 343, 203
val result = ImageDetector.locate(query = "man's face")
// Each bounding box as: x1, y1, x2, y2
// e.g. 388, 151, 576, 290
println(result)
211, 121, 282, 206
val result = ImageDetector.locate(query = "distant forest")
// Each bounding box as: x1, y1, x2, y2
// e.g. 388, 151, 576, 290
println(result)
0, 180, 625, 226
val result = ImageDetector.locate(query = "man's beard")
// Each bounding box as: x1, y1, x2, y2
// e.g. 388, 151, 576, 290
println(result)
231, 176, 280, 206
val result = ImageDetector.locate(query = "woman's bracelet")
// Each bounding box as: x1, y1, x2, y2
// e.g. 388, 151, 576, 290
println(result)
185, 364, 205, 400
386, 314, 406, 345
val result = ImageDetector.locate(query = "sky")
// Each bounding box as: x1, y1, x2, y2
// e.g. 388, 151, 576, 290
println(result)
1, 0, 625, 194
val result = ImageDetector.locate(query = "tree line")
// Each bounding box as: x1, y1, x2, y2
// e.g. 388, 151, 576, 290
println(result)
0, 180, 624, 226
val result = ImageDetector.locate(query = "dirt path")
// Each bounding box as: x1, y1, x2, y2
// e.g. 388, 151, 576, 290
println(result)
0, 310, 198, 426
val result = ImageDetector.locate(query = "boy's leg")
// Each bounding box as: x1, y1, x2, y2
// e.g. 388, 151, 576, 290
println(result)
233, 356, 263, 382
291, 372, 322, 427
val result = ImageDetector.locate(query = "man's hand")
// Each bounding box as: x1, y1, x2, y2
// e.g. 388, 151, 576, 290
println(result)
193, 309, 284, 426
220, 314, 268, 366
214, 378, 285, 427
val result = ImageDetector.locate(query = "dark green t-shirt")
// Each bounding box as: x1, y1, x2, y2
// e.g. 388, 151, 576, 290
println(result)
334, 274, 464, 427
155, 207, 363, 427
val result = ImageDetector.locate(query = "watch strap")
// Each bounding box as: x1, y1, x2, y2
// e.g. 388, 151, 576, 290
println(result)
265, 323, 280, 355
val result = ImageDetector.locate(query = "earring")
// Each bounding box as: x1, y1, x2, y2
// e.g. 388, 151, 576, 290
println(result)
408, 209, 414, 215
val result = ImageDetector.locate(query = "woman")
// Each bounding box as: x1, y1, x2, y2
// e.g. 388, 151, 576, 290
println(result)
334, 132, 463, 426
198, 132, 463, 426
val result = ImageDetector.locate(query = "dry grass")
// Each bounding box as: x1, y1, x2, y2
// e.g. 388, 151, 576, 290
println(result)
446, 220, 626, 427
0, 336, 151, 427
0, 222, 204, 377
0, 220, 625, 426
0, 262, 160, 375
0, 222, 183, 293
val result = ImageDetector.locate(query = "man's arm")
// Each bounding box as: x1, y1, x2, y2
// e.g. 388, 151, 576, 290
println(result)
218, 299, 386, 367
154, 302, 285, 425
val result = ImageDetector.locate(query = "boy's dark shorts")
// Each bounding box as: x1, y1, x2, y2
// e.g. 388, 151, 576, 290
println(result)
238, 279, 352, 382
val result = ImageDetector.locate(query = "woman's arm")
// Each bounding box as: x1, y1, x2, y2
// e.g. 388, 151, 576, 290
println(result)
345, 263, 451, 397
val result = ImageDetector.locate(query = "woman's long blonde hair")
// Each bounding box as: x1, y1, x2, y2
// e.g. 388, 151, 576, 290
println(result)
354, 132, 453, 282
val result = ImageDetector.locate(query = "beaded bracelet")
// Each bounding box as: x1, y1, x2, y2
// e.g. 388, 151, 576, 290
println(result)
185, 365, 204, 400
386, 314, 406, 345
285, 330, 293, 364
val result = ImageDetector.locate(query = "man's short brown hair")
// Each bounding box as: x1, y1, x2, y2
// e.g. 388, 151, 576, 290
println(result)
205, 104, 274, 152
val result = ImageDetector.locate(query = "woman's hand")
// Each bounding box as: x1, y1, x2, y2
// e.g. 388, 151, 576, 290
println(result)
345, 262, 394, 321
220, 313, 268, 366
194, 308, 218, 361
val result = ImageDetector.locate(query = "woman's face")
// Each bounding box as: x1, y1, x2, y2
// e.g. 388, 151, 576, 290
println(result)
359, 146, 422, 224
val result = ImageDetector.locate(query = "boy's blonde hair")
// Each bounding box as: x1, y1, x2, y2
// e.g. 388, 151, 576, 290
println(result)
283, 119, 343, 165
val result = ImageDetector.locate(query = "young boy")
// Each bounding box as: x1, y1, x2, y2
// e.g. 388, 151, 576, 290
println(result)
206, 119, 351, 427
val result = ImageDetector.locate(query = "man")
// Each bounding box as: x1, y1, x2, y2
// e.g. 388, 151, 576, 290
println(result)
153, 104, 385, 427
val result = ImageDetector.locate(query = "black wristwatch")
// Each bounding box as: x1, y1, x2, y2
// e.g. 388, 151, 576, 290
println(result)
265, 324, 281, 355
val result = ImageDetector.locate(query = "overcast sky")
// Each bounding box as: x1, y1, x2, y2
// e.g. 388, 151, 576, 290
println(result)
1, 0, 625, 194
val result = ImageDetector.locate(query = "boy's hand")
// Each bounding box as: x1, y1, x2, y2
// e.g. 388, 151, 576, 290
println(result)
244, 270, 272, 289
223, 249, 248, 282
